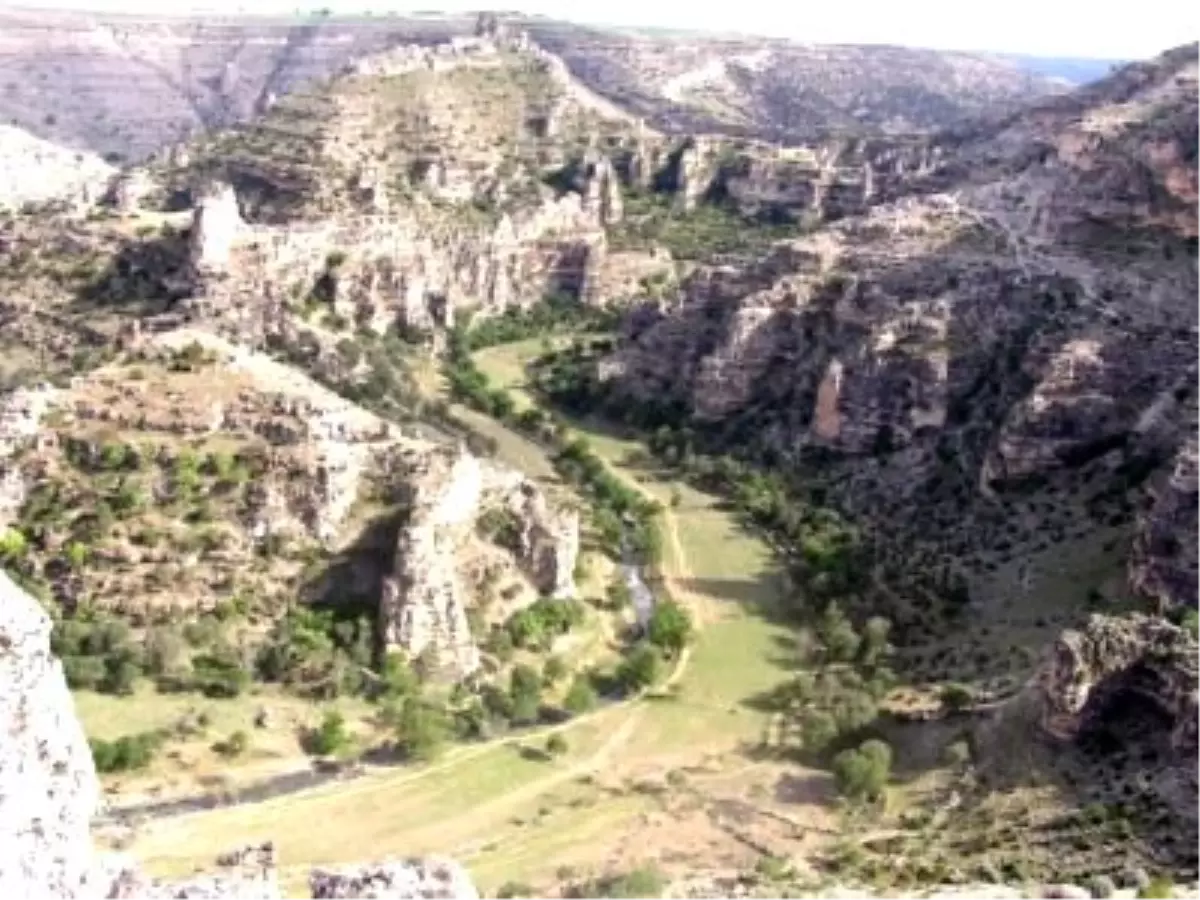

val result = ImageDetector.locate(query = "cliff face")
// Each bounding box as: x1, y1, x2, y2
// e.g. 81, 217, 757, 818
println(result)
382, 444, 579, 676
0, 125, 116, 211
0, 8, 1068, 165
0, 8, 473, 163
0, 326, 579, 678
0, 568, 98, 899
597, 47, 1198, 612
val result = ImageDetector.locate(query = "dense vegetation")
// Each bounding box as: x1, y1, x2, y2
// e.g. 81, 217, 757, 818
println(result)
609, 187, 798, 261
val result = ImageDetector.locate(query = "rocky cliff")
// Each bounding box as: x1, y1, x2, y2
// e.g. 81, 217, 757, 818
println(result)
0, 326, 579, 677
0, 569, 480, 899
0, 8, 1070, 164
0, 125, 115, 211
593, 44, 1198, 611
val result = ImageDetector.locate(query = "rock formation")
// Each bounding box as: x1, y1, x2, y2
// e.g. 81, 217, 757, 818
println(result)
1033, 613, 1198, 759
189, 183, 245, 275
382, 445, 579, 676
0, 124, 114, 211
0, 568, 482, 899
0, 568, 99, 900
310, 858, 479, 899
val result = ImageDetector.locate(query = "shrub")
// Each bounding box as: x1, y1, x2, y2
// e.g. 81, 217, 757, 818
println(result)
304, 710, 350, 757
495, 882, 534, 899
646, 599, 693, 656
1086, 874, 1117, 898
542, 655, 568, 686
831, 738, 892, 802
563, 675, 598, 715
939, 682, 974, 713
546, 733, 568, 756
614, 644, 661, 695
392, 698, 446, 762
90, 731, 164, 773
215, 730, 250, 758
509, 664, 543, 725
589, 865, 667, 899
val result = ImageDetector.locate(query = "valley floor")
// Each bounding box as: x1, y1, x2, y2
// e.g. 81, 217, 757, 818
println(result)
120, 337, 828, 896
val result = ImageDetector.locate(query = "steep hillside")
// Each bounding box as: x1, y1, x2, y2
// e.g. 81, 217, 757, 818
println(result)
0, 6, 474, 162
590, 42, 1198, 600
524, 20, 1070, 142
0, 124, 115, 210
0, 7, 1067, 163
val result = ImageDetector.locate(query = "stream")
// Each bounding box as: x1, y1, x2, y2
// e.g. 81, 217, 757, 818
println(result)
621, 531, 656, 629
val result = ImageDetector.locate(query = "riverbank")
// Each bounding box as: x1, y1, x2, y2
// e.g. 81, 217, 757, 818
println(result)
121, 335, 798, 895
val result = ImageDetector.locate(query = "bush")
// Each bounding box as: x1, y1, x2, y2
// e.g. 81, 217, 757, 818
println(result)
304, 710, 350, 757
214, 730, 250, 758
1086, 874, 1116, 899
546, 733, 568, 756
392, 697, 447, 762
495, 882, 534, 899
90, 731, 164, 773
563, 676, 598, 715
508, 667, 542, 729
589, 865, 667, 899
939, 682, 974, 713
831, 738, 892, 802
614, 644, 661, 695
62, 655, 107, 690
542, 655, 568, 686
646, 600, 693, 656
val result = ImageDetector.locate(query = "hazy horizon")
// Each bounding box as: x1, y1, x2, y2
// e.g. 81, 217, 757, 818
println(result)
4, 0, 1193, 60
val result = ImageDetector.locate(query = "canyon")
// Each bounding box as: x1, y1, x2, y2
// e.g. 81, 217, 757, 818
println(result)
0, 10, 1195, 899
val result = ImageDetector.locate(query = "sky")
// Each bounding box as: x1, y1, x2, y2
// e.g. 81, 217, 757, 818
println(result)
10, 0, 1197, 59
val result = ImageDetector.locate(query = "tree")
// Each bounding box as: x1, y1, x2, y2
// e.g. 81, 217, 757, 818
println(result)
563, 675, 598, 715
394, 698, 446, 762
509, 664, 543, 725
817, 602, 860, 663
858, 616, 891, 667
305, 710, 350, 756
646, 600, 693, 657
542, 655, 568, 686
615, 644, 661, 695
832, 739, 892, 802
939, 682, 974, 713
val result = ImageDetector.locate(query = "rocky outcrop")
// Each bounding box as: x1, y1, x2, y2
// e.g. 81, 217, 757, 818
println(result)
0, 568, 99, 900
101, 844, 279, 899
190, 183, 245, 275
310, 858, 479, 899
0, 568, 483, 898
0, 125, 114, 211
0, 384, 60, 527
381, 445, 579, 677
1130, 430, 1199, 612
1032, 613, 1198, 760
183, 180, 612, 337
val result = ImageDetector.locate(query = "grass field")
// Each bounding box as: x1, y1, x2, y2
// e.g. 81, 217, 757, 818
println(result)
122, 335, 809, 894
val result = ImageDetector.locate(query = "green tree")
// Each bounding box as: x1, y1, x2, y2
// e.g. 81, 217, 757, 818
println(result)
817, 602, 860, 663
615, 644, 661, 695
563, 675, 598, 715
859, 616, 891, 667
542, 655, 568, 686
306, 710, 350, 756
832, 739, 892, 802
939, 682, 974, 713
646, 600, 693, 657
394, 698, 446, 762
509, 664, 543, 725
